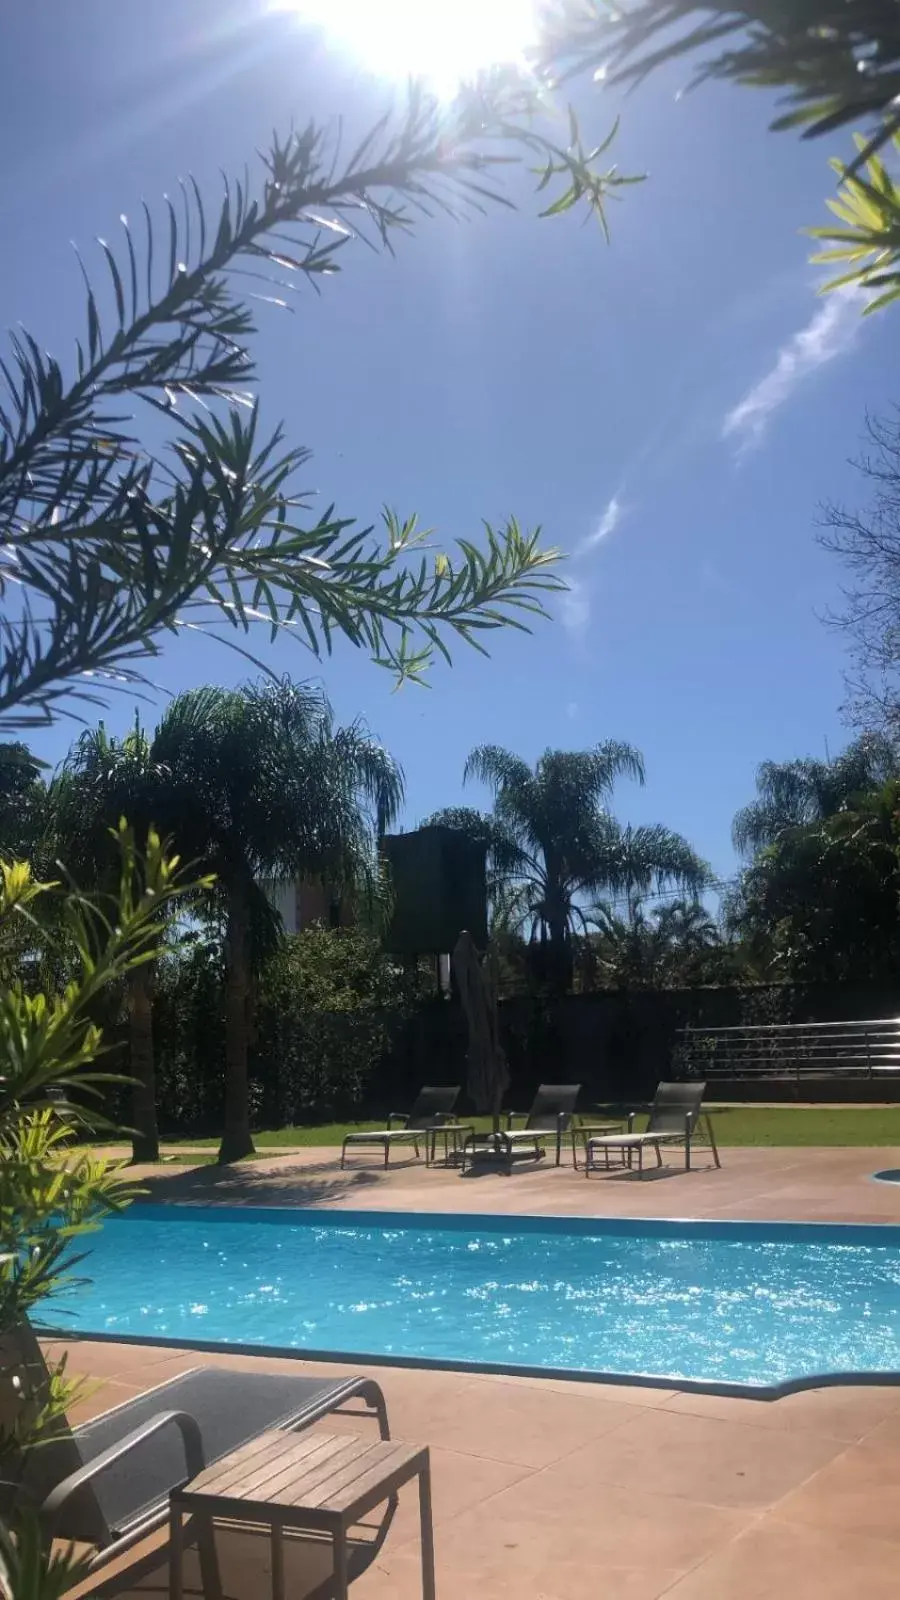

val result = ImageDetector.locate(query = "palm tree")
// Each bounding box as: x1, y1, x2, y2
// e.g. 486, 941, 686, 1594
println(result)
151, 679, 403, 1163
50, 721, 167, 1161
462, 743, 711, 991
0, 742, 47, 861
732, 734, 900, 857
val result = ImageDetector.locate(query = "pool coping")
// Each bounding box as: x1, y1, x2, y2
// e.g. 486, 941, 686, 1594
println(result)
113, 1202, 900, 1244
40, 1323, 900, 1403
44, 1203, 900, 1401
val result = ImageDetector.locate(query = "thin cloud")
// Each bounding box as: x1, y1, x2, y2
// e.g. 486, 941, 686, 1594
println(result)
723, 288, 863, 452
577, 494, 624, 554
559, 574, 590, 636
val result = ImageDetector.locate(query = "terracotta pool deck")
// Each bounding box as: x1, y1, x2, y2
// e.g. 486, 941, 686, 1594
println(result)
54, 1145, 900, 1598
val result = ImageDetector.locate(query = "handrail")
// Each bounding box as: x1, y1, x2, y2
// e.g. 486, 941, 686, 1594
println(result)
675, 1018, 900, 1079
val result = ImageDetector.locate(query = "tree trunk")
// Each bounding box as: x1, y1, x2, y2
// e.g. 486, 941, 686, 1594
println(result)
546, 910, 573, 996
128, 966, 160, 1163
218, 878, 256, 1163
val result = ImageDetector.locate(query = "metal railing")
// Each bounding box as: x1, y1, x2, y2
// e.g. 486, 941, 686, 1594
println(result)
675, 1018, 900, 1081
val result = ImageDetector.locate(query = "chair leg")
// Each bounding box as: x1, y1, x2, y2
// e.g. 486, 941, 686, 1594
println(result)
384, 1140, 390, 1169
655, 1141, 663, 1168
705, 1115, 722, 1169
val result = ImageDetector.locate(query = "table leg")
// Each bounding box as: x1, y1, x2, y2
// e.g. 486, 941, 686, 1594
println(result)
195, 1513, 223, 1600
333, 1525, 350, 1600
271, 1520, 285, 1600
169, 1501, 183, 1600
419, 1460, 436, 1600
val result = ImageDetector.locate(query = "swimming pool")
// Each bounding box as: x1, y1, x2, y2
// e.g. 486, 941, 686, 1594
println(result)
48, 1206, 900, 1394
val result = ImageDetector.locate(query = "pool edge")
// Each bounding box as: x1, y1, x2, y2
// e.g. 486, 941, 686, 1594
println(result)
37, 1324, 900, 1403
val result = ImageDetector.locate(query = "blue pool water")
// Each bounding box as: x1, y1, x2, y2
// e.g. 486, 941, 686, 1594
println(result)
50, 1206, 900, 1390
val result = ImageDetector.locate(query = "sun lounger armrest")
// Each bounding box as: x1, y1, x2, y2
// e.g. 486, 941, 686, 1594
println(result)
506, 1111, 527, 1128
386, 1113, 410, 1129
627, 1111, 637, 1132
39, 1410, 205, 1540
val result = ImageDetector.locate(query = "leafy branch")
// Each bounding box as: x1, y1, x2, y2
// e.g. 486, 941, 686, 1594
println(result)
536, 1, 900, 308
809, 132, 900, 312
538, 0, 900, 158
1, 79, 639, 727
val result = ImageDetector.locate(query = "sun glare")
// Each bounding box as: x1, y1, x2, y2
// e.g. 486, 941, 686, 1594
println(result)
274, 0, 540, 97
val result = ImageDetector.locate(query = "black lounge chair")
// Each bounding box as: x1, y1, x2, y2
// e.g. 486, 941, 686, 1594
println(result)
1, 1318, 390, 1585
584, 1080, 721, 1176
340, 1086, 460, 1168
461, 1084, 582, 1172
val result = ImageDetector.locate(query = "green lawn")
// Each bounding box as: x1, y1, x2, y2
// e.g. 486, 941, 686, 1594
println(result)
156, 1106, 900, 1150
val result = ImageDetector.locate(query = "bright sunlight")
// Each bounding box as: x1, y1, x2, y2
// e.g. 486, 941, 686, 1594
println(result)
274, 0, 540, 97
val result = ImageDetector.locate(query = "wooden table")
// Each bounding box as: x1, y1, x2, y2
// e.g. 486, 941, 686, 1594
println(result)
169, 1428, 435, 1600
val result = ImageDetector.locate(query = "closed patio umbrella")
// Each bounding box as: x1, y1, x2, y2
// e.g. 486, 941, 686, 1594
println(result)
452, 929, 510, 1134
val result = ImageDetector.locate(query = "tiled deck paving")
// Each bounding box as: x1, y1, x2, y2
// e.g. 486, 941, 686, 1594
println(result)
53, 1146, 900, 1597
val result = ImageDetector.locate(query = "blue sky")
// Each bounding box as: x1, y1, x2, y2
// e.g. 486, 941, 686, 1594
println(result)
4, 1, 897, 883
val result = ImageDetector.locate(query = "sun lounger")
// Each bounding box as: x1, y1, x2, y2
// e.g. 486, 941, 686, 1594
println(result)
461, 1084, 582, 1172
340, 1085, 460, 1168
1, 1317, 390, 1584
585, 1081, 721, 1177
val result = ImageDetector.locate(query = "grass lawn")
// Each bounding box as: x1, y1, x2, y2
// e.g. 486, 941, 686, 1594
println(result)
154, 1105, 900, 1150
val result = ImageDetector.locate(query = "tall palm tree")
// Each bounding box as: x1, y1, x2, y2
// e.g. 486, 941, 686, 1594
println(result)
50, 721, 166, 1162
152, 678, 403, 1163
462, 743, 711, 991
732, 733, 900, 857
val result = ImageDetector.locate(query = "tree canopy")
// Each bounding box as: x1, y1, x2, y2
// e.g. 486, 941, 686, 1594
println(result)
430, 741, 711, 990
732, 733, 900, 856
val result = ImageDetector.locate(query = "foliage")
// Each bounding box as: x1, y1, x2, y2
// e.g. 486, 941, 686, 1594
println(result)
819, 409, 900, 732
149, 677, 403, 1161
0, 80, 646, 732
448, 742, 710, 990
538, 0, 900, 305
730, 780, 900, 983
0, 825, 202, 1600
48, 722, 180, 1162
0, 832, 202, 1332
541, 0, 900, 153
254, 927, 426, 1124
0, 749, 46, 866
0, 1516, 95, 1600
587, 897, 724, 988
732, 733, 900, 856
809, 132, 900, 309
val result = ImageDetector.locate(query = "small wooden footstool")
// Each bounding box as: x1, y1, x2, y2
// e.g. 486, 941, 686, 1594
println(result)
169, 1428, 435, 1600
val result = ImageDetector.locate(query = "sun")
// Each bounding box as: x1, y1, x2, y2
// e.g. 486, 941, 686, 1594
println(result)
273, 0, 540, 98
